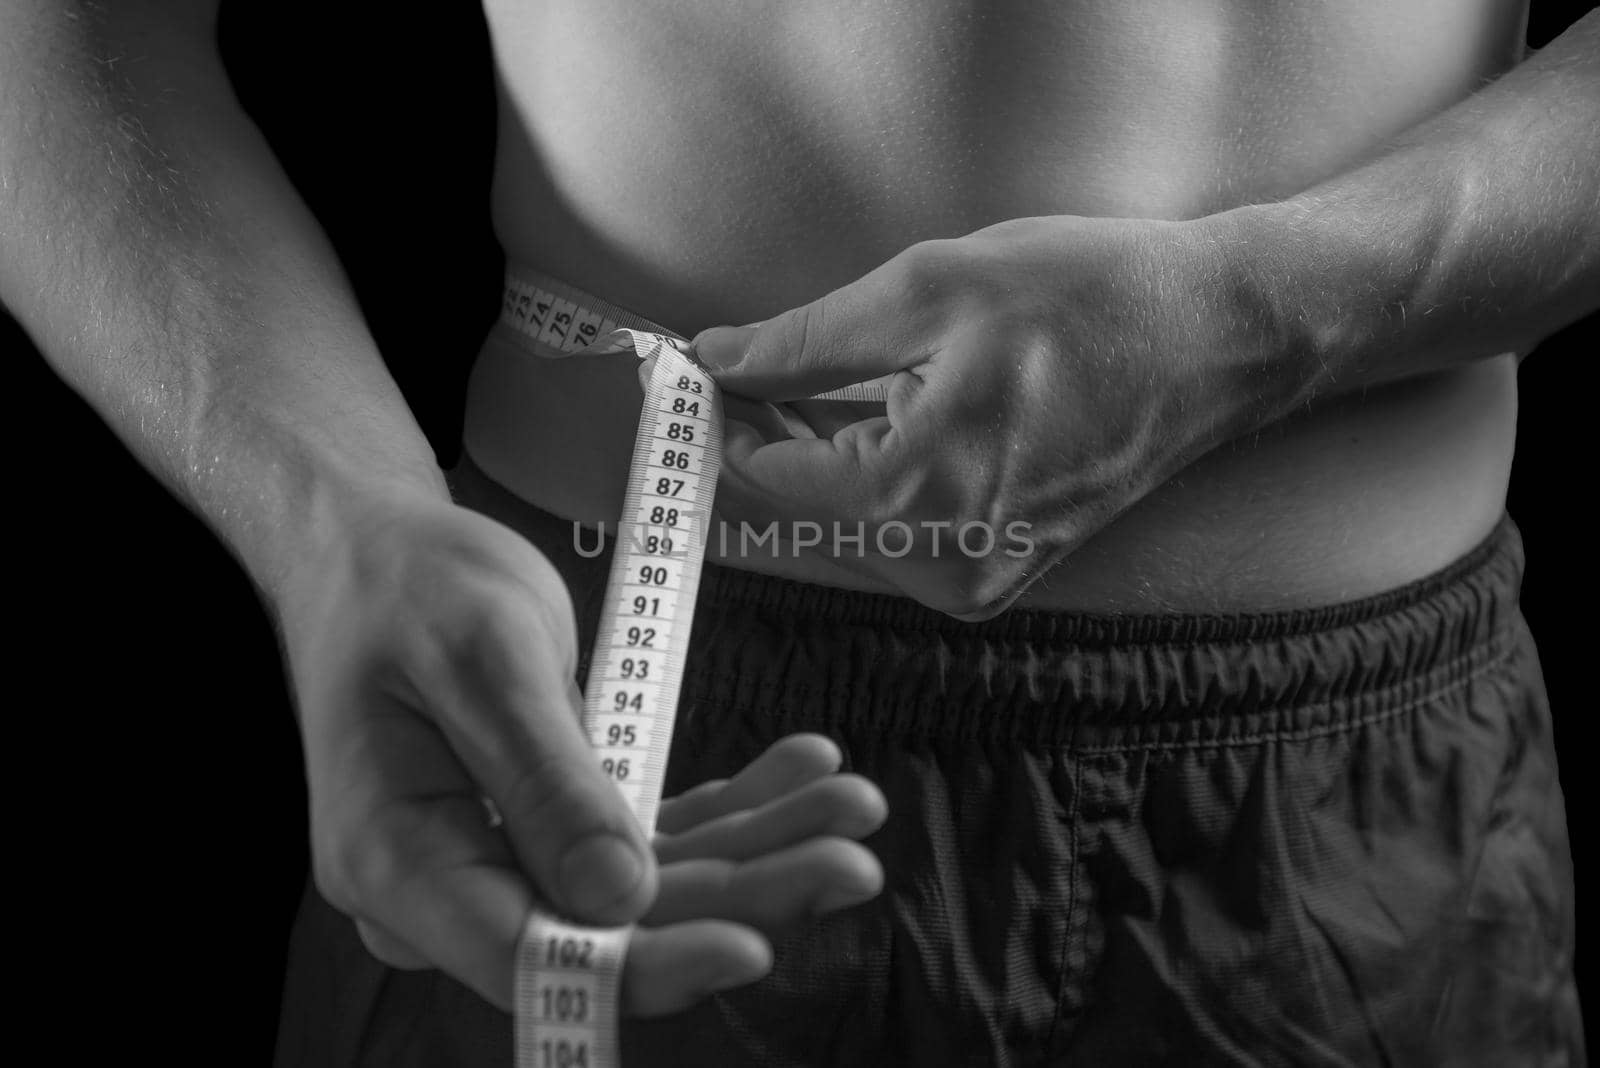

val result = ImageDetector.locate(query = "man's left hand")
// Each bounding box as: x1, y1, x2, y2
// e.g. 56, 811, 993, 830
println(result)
693, 216, 1283, 619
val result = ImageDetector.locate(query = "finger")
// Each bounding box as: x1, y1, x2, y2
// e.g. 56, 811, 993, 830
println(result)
720, 419, 1009, 606
723, 399, 800, 444
646, 838, 884, 933
654, 774, 887, 865
653, 777, 730, 837
649, 350, 802, 443
655, 733, 842, 836
423, 601, 657, 926
640, 351, 805, 435
717, 416, 900, 533
311, 675, 543, 1008
352, 789, 536, 1009
788, 398, 886, 439
354, 918, 431, 970
693, 286, 924, 401
770, 402, 821, 440
622, 921, 773, 1017
353, 788, 773, 1015
696, 732, 842, 813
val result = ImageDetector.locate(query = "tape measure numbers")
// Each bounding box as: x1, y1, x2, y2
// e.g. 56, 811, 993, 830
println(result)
498, 268, 887, 1068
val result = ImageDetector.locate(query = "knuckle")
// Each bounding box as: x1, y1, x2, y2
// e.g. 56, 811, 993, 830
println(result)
385, 613, 450, 698
863, 440, 926, 521
324, 825, 407, 911
450, 590, 574, 691
893, 238, 958, 298
394, 534, 577, 678
310, 852, 353, 913
309, 820, 358, 912
355, 922, 422, 970
926, 554, 1027, 620
359, 938, 406, 969
458, 595, 527, 664
504, 546, 580, 629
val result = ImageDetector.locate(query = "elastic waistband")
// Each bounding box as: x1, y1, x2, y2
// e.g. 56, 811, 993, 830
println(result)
697, 526, 1525, 751
452, 452, 1525, 747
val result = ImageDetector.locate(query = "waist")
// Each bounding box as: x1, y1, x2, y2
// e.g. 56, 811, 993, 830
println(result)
449, 448, 1526, 744
463, 270, 1518, 615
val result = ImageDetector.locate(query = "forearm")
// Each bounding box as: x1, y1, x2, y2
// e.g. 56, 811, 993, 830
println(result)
1209, 10, 1599, 419
0, 3, 446, 609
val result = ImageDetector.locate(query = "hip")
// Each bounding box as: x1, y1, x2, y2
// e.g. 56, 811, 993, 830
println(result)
285, 461, 1579, 1066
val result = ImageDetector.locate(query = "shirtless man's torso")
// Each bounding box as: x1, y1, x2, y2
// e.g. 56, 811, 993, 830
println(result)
465, 0, 1524, 612
3, 1, 1591, 1061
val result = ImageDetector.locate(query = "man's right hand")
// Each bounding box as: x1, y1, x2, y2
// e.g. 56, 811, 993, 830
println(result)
279, 484, 885, 1013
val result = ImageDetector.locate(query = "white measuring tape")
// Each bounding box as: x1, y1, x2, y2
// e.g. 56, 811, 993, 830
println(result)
499, 268, 887, 1067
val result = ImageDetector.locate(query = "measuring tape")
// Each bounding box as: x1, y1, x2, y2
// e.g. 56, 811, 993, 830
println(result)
498, 267, 886, 1067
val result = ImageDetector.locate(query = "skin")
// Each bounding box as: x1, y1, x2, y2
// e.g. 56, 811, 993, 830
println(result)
288, 483, 887, 1008
0, 1, 885, 1016
467, 0, 1584, 615
3, 0, 1597, 1029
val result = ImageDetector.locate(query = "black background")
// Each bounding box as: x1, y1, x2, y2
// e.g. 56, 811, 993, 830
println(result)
6, 3, 1591, 1062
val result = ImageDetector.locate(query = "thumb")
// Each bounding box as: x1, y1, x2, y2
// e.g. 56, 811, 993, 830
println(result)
438, 604, 658, 927
693, 288, 920, 402
506, 673, 659, 927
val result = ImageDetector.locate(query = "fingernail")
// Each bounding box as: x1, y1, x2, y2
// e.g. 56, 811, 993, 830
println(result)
692, 325, 757, 369
709, 965, 765, 993
559, 833, 646, 914
710, 946, 773, 991
813, 877, 881, 916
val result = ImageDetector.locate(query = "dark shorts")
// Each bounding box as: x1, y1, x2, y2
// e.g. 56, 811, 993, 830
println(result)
276, 454, 1582, 1067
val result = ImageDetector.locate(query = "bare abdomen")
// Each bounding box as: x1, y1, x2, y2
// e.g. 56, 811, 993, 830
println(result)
467, 0, 1525, 612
